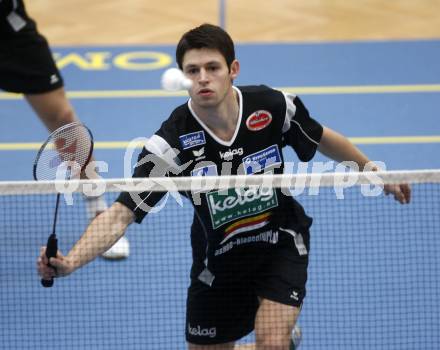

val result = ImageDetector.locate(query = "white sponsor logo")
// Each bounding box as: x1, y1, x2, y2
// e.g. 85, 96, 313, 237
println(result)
208, 187, 275, 216
188, 324, 217, 338
207, 186, 278, 229
219, 147, 243, 160
215, 230, 279, 256
179, 131, 206, 150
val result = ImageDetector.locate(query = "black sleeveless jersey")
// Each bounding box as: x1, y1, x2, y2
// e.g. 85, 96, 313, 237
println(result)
117, 85, 323, 267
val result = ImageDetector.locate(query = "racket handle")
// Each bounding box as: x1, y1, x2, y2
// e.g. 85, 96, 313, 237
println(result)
41, 234, 58, 288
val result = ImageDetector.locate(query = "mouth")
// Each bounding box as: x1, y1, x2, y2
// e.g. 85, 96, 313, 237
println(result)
198, 88, 214, 97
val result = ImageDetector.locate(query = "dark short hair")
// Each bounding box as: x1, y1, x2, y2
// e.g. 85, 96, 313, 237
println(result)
176, 23, 235, 70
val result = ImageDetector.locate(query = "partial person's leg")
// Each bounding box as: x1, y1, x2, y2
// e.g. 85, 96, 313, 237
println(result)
188, 342, 235, 350
27, 89, 103, 182
254, 298, 300, 350
2, 0, 128, 259
25, 87, 77, 131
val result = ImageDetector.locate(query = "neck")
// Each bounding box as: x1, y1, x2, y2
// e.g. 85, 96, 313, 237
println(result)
192, 87, 239, 134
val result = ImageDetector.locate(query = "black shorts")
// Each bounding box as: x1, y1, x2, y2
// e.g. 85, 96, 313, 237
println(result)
0, 0, 64, 94
186, 228, 310, 345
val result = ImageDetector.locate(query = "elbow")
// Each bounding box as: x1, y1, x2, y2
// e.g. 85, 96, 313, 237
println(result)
108, 203, 135, 231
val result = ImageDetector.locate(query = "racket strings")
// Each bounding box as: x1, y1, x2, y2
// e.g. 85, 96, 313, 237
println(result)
34, 124, 93, 181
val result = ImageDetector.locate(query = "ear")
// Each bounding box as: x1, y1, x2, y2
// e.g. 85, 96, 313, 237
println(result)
229, 59, 240, 80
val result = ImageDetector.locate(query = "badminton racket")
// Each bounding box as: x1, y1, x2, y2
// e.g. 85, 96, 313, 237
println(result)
34, 121, 94, 287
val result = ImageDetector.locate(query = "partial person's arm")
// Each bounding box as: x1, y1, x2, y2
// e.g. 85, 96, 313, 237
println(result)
317, 127, 372, 170
281, 93, 410, 204
37, 203, 134, 280
318, 126, 411, 204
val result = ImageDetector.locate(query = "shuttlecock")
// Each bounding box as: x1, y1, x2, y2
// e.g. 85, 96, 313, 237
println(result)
161, 68, 193, 91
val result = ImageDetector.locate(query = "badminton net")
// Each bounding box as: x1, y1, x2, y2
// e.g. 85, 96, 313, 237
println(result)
0, 170, 439, 350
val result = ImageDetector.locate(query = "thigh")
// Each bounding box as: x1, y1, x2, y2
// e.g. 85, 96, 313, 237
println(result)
186, 277, 258, 346
188, 342, 235, 350
254, 298, 300, 347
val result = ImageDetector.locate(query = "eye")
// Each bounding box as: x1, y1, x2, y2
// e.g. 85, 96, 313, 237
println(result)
185, 67, 198, 75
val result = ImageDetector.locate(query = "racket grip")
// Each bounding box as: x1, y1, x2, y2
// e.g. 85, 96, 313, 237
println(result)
41, 234, 58, 288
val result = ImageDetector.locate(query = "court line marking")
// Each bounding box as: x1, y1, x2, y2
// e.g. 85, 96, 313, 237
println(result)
1, 84, 440, 100
1, 136, 440, 151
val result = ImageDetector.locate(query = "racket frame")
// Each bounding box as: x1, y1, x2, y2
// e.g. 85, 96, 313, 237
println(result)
33, 121, 94, 181
34, 122, 94, 287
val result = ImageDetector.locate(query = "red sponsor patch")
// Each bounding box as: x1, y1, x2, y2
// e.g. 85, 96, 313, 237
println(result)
246, 110, 272, 131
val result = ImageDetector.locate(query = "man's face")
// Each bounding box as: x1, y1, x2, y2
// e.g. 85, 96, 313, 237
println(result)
182, 48, 239, 109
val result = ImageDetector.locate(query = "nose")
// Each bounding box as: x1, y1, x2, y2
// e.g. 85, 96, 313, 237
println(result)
198, 68, 208, 84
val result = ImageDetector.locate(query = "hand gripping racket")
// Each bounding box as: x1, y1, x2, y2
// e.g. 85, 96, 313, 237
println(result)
34, 122, 94, 287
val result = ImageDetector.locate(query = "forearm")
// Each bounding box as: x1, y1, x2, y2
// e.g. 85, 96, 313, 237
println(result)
317, 127, 380, 170
67, 202, 134, 271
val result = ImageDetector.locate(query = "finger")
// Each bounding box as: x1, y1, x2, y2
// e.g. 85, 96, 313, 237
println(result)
398, 193, 406, 204
39, 246, 48, 264
49, 257, 65, 272
395, 184, 411, 204
38, 264, 56, 279
384, 184, 397, 196
40, 269, 54, 280
392, 188, 405, 204
402, 184, 411, 203
37, 256, 45, 269
38, 258, 53, 269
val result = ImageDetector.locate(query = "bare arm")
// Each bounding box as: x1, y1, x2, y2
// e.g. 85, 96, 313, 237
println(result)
318, 126, 373, 170
37, 202, 135, 279
317, 126, 411, 204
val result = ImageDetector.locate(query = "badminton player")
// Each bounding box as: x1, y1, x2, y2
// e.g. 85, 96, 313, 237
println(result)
37, 23, 410, 349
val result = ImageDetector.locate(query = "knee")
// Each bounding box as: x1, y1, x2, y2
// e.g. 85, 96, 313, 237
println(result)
26, 90, 78, 131
47, 105, 77, 130
255, 332, 290, 350
41, 106, 77, 132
